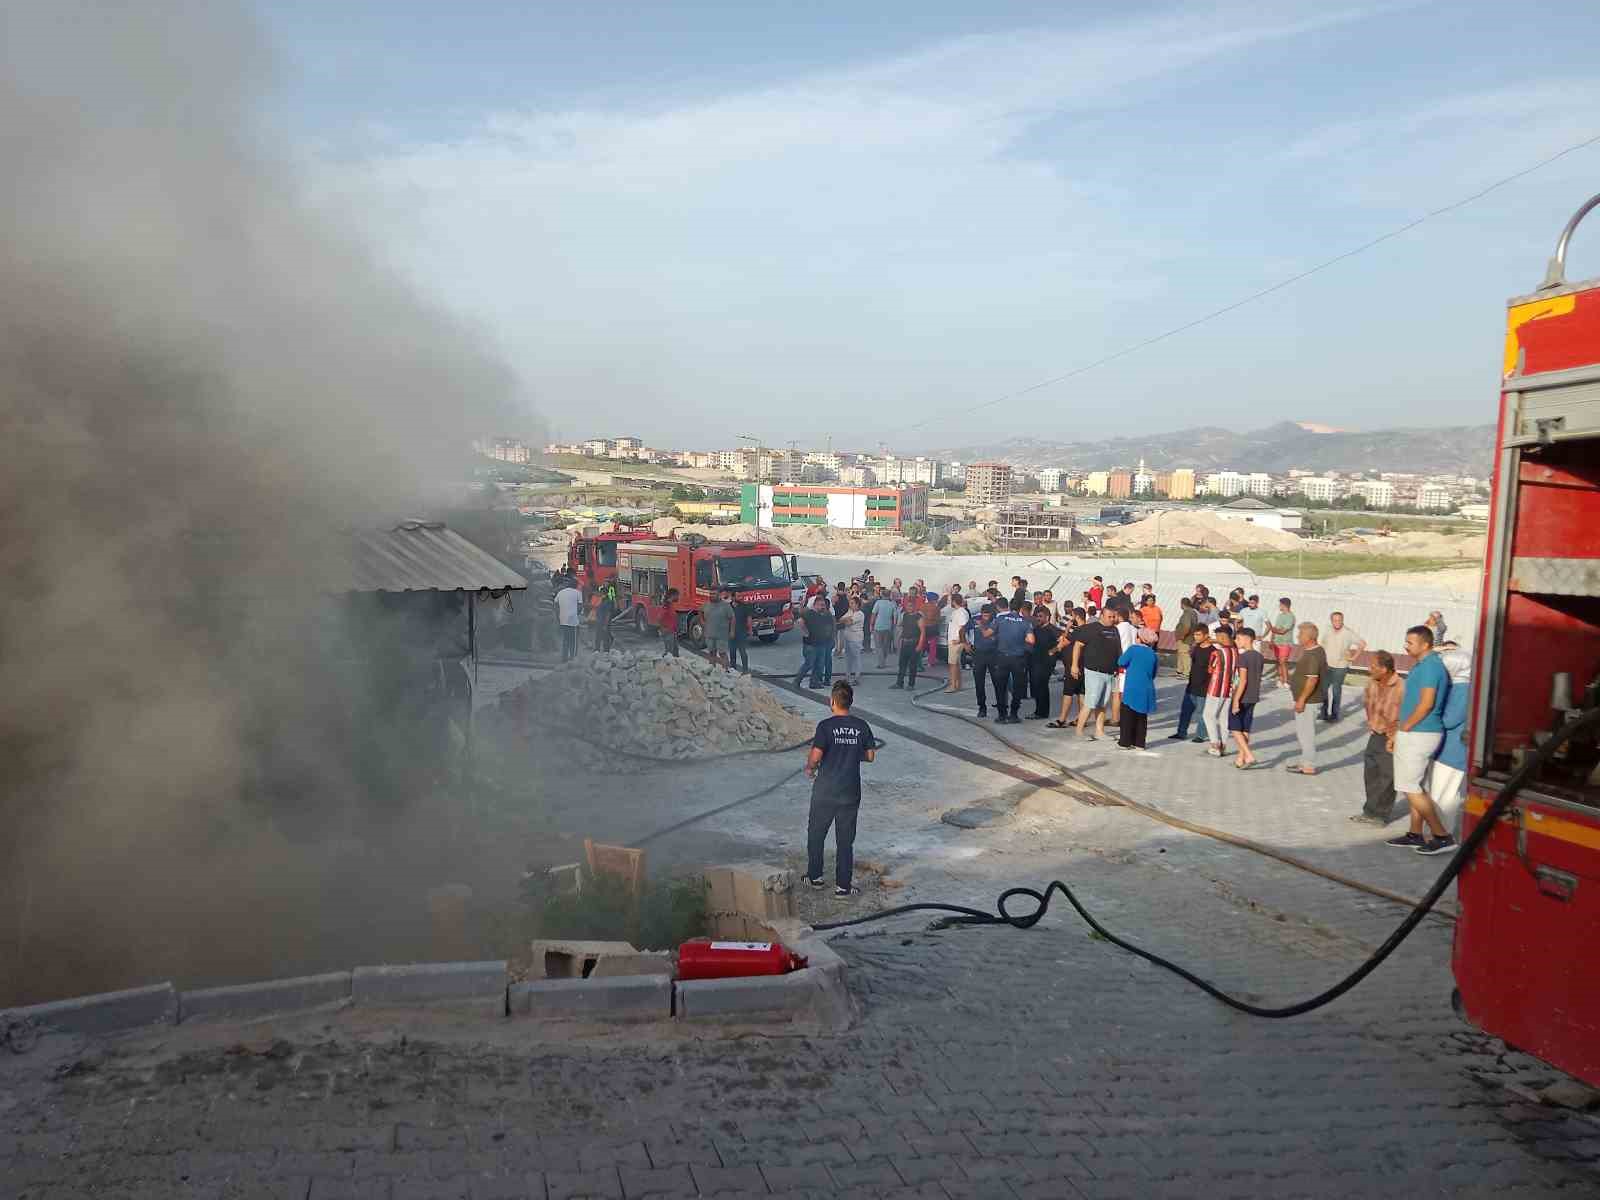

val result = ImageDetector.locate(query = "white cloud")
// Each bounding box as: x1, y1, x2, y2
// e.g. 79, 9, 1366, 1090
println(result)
309, 4, 1446, 442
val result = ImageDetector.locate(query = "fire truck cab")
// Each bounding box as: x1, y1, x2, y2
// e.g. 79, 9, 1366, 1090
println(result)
563, 525, 653, 594
1454, 193, 1600, 1087
616, 536, 797, 646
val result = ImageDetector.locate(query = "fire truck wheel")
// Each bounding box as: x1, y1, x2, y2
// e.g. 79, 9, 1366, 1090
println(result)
1450, 987, 1463, 1017
687, 614, 705, 648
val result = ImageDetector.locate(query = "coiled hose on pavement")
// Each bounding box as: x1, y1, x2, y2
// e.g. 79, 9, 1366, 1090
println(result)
813, 707, 1600, 1019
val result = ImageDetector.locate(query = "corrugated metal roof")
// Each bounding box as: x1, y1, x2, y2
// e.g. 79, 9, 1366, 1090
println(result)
336, 521, 528, 593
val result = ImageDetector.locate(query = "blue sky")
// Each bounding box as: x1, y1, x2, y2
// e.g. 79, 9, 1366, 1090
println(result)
258, 1, 1600, 450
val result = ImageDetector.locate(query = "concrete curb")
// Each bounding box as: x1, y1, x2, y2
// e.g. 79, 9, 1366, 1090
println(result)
674, 920, 856, 1032
352, 961, 508, 1015
179, 972, 352, 1024
1, 983, 177, 1036
509, 974, 671, 1021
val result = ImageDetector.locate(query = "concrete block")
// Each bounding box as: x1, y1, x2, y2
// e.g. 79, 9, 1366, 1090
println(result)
704, 913, 779, 941
702, 863, 796, 922
509, 975, 671, 1021
179, 972, 351, 1024
529, 939, 672, 980
351, 961, 507, 1014
1, 982, 176, 1036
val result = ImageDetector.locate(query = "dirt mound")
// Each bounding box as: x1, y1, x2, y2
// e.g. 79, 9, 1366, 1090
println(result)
1104, 511, 1304, 552
1341, 530, 1486, 560
489, 650, 815, 767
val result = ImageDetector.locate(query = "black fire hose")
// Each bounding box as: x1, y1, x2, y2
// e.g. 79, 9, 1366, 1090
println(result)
815, 707, 1600, 1019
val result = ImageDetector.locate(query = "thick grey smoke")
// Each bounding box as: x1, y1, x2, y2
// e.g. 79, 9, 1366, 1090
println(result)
0, 2, 532, 1002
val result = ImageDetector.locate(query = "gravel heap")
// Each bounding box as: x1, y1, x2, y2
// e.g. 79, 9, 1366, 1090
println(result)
493, 650, 816, 764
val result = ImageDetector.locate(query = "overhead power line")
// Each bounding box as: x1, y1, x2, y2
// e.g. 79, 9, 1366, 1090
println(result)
905, 130, 1600, 436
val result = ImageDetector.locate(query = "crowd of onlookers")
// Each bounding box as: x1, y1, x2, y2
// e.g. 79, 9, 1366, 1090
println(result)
792, 571, 1468, 858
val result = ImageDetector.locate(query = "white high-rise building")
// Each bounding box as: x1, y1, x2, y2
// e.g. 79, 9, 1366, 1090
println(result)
1037, 468, 1066, 493
1417, 484, 1454, 511
1246, 473, 1273, 498
1300, 477, 1342, 503
1348, 480, 1396, 508
1203, 471, 1247, 498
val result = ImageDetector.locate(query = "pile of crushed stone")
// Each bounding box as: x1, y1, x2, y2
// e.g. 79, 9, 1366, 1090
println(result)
490, 650, 816, 766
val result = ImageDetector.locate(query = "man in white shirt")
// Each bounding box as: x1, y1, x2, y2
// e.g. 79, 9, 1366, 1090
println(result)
1108, 608, 1138, 725
554, 579, 583, 662
1318, 611, 1366, 723
944, 593, 970, 692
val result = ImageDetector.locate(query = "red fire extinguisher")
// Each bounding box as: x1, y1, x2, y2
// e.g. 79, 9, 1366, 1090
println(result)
676, 937, 807, 981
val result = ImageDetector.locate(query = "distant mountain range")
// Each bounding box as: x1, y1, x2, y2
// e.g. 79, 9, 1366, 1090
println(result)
927, 421, 1496, 477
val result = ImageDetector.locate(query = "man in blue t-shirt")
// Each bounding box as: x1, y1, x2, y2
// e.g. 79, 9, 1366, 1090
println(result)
804, 681, 877, 896
1385, 625, 1454, 857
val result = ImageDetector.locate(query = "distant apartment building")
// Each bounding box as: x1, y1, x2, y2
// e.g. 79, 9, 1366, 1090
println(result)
1167, 468, 1196, 500
1153, 471, 1173, 496
946, 461, 968, 484
486, 438, 531, 464
1082, 470, 1110, 497
867, 455, 942, 486
1300, 476, 1343, 503
1417, 484, 1455, 511
1037, 468, 1066, 493
742, 483, 927, 531
1203, 471, 1247, 498
1107, 469, 1133, 500
1348, 480, 1396, 508
838, 465, 876, 486
965, 461, 1013, 504
1245, 472, 1273, 498
583, 438, 609, 457
611, 436, 643, 453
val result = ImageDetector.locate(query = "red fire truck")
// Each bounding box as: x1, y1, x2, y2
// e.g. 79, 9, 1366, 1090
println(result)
616, 535, 798, 645
562, 525, 654, 593
1454, 192, 1600, 1087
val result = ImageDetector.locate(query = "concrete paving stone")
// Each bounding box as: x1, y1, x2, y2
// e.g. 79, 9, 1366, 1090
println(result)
937, 1178, 1021, 1199
827, 1157, 902, 1188
688, 1163, 768, 1194
309, 1180, 397, 1200
617, 1163, 695, 1197
964, 1132, 1035, 1158
546, 1167, 623, 1200
642, 1137, 721, 1169
802, 1116, 863, 1143
274, 1152, 358, 1179
906, 1133, 976, 1158
391, 1176, 474, 1200
775, 1140, 855, 1168
317, 1125, 398, 1153
353, 1152, 437, 1178
464, 1171, 546, 1200
398, 1126, 467, 1151
758, 1163, 834, 1191
844, 1132, 919, 1162
889, 1154, 962, 1185
576, 1142, 650, 1171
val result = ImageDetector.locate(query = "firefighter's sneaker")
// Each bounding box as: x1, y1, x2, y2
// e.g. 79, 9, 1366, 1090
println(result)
1385, 832, 1425, 849
1415, 834, 1458, 856
806, 876, 827, 888
834, 885, 860, 898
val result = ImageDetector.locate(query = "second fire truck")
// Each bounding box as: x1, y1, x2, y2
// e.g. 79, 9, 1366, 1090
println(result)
615, 535, 798, 646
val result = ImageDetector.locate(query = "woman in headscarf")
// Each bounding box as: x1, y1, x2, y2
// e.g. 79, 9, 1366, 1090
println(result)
1427, 648, 1472, 834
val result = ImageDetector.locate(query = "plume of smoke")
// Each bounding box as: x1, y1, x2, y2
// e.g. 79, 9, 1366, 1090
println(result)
0, 2, 533, 1002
